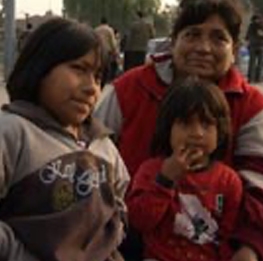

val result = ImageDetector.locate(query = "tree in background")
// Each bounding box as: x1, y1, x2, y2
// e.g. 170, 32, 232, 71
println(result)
251, 0, 263, 13
0, 0, 3, 28
63, 0, 173, 36
63, 0, 263, 39
178, 0, 262, 13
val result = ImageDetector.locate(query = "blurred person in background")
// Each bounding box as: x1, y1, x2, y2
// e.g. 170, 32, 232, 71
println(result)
95, 17, 119, 87
246, 13, 263, 82
17, 22, 33, 52
123, 11, 155, 71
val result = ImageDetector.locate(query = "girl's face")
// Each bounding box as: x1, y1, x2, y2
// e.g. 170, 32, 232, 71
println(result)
39, 49, 101, 130
172, 14, 236, 80
170, 114, 217, 157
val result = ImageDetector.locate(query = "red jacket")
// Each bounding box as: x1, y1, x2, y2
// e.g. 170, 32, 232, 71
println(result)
127, 158, 243, 261
114, 63, 166, 177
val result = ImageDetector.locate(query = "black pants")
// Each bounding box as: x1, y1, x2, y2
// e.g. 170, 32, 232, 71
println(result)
124, 51, 146, 71
248, 47, 263, 82
101, 54, 118, 88
119, 225, 143, 261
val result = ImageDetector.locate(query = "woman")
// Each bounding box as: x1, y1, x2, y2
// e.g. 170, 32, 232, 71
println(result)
95, 0, 263, 260
0, 18, 129, 261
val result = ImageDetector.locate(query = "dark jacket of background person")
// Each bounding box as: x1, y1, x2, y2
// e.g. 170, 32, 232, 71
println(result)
124, 13, 155, 52
17, 23, 33, 52
123, 11, 155, 71
246, 14, 263, 82
246, 14, 263, 49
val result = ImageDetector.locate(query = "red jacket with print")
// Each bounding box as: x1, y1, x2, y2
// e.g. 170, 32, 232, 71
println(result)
113, 56, 263, 258
127, 158, 243, 261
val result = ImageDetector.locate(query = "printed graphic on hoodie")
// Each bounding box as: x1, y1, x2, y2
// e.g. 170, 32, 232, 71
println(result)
39, 152, 108, 211
0, 150, 114, 217
174, 193, 219, 245
0, 151, 122, 261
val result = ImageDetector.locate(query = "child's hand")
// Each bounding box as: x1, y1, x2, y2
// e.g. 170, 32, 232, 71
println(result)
231, 246, 258, 261
161, 146, 204, 182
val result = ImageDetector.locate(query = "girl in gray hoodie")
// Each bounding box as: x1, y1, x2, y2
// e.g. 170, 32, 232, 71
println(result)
0, 17, 129, 261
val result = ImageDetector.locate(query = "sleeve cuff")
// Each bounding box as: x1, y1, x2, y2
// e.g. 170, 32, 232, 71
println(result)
155, 173, 175, 189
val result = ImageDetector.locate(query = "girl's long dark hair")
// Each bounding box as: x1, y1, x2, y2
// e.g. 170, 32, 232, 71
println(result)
151, 76, 231, 160
7, 18, 103, 103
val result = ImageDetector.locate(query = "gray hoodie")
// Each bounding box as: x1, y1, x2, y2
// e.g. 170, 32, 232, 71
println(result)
0, 101, 130, 261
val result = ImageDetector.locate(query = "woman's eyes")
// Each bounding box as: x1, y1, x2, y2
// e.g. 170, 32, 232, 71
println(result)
184, 30, 200, 39
71, 64, 102, 84
183, 29, 230, 44
211, 32, 230, 43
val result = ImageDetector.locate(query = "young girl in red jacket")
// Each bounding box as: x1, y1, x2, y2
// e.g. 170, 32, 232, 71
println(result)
127, 76, 243, 261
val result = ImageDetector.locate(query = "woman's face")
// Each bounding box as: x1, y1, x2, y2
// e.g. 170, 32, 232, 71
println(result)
172, 14, 236, 80
39, 49, 101, 129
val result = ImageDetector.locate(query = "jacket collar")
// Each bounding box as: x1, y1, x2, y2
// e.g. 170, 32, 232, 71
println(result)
152, 53, 246, 95
2, 101, 111, 144
218, 66, 246, 94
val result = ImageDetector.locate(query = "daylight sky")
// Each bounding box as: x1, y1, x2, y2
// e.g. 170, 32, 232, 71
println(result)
16, 0, 63, 18
16, 0, 177, 18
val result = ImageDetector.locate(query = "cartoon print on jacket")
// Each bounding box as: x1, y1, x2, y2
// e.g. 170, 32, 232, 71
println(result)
174, 193, 219, 245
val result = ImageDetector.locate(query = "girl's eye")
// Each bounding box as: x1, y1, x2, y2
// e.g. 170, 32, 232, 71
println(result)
214, 36, 227, 43
71, 64, 86, 73
202, 122, 210, 129
202, 119, 216, 129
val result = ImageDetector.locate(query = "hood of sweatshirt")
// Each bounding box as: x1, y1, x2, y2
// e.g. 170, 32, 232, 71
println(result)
2, 100, 112, 147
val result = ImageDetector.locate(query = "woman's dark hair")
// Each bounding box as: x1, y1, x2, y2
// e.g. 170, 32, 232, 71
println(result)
151, 76, 231, 160
172, 0, 244, 43
7, 17, 103, 103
